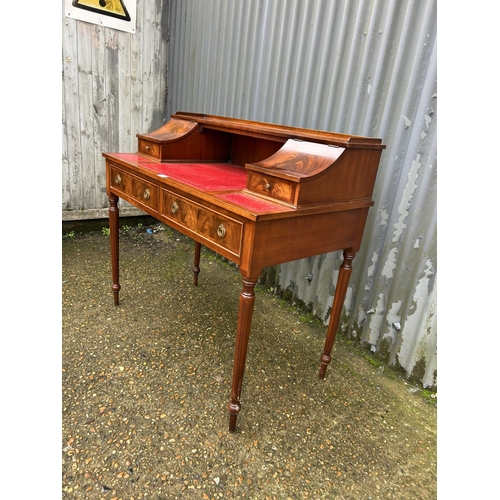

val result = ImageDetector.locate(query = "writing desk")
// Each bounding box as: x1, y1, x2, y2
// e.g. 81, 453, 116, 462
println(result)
104, 112, 385, 431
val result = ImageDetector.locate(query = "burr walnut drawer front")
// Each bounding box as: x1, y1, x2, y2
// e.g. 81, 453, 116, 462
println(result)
247, 171, 297, 205
161, 189, 243, 257
110, 165, 159, 212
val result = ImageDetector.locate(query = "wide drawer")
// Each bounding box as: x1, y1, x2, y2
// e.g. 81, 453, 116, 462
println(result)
109, 165, 159, 212
161, 189, 243, 257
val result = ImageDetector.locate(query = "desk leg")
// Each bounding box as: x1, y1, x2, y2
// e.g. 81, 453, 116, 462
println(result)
319, 248, 355, 379
193, 241, 201, 286
228, 275, 258, 432
109, 194, 121, 306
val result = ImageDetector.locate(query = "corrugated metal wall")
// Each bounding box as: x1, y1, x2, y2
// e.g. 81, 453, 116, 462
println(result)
62, 0, 170, 220
166, 0, 437, 388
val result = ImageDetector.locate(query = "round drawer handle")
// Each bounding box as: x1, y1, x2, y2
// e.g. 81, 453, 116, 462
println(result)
265, 182, 272, 191
145, 145, 151, 151
171, 202, 179, 214
115, 174, 122, 185
217, 224, 226, 238
143, 188, 151, 200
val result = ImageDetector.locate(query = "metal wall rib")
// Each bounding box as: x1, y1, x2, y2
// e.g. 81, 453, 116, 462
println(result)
166, 0, 437, 388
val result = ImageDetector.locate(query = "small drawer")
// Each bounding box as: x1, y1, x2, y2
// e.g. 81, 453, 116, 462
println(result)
137, 139, 160, 159
162, 190, 243, 257
247, 171, 297, 205
110, 165, 159, 211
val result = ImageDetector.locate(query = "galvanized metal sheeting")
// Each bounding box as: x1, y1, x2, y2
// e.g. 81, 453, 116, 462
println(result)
166, 0, 437, 388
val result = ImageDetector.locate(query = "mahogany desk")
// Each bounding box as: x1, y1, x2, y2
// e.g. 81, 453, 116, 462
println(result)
104, 112, 385, 432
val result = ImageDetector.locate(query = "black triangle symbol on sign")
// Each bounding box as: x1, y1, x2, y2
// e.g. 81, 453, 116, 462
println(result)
72, 0, 131, 22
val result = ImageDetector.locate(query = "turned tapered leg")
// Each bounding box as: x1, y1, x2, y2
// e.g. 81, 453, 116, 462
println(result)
319, 248, 355, 379
228, 276, 258, 432
109, 194, 121, 306
193, 241, 201, 286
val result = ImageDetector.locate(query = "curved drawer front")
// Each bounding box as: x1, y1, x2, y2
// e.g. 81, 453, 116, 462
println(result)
161, 189, 243, 257
110, 165, 159, 212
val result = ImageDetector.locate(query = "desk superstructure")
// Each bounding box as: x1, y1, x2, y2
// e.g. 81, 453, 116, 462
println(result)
104, 112, 385, 431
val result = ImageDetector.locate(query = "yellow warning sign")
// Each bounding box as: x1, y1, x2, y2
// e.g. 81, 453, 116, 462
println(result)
72, 0, 131, 22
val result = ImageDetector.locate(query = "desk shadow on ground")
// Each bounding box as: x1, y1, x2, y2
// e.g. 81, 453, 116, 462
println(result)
62, 219, 437, 500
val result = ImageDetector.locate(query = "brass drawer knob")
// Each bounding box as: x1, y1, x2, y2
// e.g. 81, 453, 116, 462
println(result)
145, 145, 151, 152
115, 174, 122, 185
143, 188, 151, 200
217, 224, 226, 238
265, 182, 272, 191
171, 201, 179, 214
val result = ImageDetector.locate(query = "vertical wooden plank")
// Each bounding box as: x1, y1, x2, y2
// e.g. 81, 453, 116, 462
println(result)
140, 0, 154, 132
140, 0, 168, 132
62, 16, 80, 210
117, 30, 132, 153
130, 0, 144, 148
102, 27, 120, 207
62, 17, 69, 209
158, 0, 169, 123
90, 23, 107, 209
75, 21, 97, 210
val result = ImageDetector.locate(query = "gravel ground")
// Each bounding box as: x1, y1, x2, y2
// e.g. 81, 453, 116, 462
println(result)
62, 217, 437, 500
